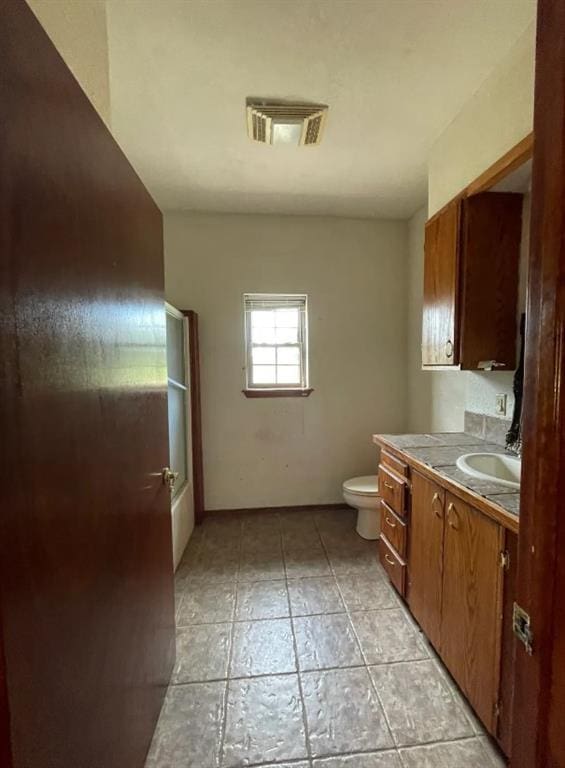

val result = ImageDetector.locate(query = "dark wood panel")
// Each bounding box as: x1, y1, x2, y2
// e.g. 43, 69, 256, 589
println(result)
441, 494, 503, 733
407, 473, 445, 650
0, 2, 174, 767
512, 0, 565, 764
422, 200, 460, 366
379, 536, 407, 596
380, 501, 407, 559
498, 530, 518, 757
459, 193, 523, 370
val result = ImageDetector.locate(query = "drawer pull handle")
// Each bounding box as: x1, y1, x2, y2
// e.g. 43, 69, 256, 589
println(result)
385, 516, 396, 529
384, 481, 394, 490
384, 553, 396, 566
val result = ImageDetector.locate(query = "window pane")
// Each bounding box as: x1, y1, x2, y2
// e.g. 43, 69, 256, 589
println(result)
167, 383, 187, 496
251, 310, 275, 328
166, 312, 185, 385
275, 326, 298, 344
252, 346, 276, 364
277, 346, 300, 365
276, 308, 299, 327
277, 365, 301, 384
253, 365, 276, 384
252, 326, 278, 344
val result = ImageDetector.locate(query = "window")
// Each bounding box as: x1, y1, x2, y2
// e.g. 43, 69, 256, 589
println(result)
244, 294, 311, 396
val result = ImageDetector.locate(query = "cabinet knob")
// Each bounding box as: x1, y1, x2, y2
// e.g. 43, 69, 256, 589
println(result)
445, 339, 454, 358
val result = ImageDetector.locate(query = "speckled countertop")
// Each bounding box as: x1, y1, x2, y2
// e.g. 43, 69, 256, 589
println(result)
374, 432, 520, 519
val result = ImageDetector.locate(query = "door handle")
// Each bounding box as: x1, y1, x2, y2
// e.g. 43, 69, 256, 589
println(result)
447, 502, 459, 529
385, 516, 396, 529
384, 553, 396, 566
383, 481, 394, 490
431, 492, 443, 519
162, 467, 178, 491
445, 339, 454, 358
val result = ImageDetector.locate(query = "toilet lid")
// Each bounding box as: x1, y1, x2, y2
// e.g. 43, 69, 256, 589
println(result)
342, 475, 379, 496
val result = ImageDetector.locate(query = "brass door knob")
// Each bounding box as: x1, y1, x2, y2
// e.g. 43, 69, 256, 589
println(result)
162, 467, 178, 490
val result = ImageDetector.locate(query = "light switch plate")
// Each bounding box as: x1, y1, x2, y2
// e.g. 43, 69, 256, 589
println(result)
495, 393, 507, 416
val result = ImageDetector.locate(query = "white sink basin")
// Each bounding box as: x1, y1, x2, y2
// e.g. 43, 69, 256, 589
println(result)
456, 452, 521, 490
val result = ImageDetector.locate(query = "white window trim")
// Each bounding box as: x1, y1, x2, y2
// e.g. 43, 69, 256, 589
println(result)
243, 293, 310, 392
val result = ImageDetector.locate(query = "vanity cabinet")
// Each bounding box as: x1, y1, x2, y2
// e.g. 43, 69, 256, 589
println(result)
408, 478, 504, 732
440, 493, 503, 732
407, 473, 445, 650
378, 461, 408, 596
422, 192, 523, 370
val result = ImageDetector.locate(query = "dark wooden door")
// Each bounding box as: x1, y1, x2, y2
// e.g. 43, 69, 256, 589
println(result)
407, 473, 445, 650
511, 1, 565, 764
0, 2, 175, 767
422, 200, 460, 366
440, 494, 503, 732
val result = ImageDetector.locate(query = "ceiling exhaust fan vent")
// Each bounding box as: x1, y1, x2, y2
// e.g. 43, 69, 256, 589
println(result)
246, 101, 328, 146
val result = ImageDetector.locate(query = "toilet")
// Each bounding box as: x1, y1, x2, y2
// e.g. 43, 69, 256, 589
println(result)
342, 475, 381, 540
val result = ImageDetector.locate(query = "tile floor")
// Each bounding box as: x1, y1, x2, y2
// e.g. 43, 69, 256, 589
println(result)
145, 508, 507, 768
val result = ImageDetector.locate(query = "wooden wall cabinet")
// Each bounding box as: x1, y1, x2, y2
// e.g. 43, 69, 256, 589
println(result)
422, 192, 523, 369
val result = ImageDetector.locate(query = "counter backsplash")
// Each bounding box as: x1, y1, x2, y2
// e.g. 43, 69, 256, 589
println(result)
464, 410, 511, 446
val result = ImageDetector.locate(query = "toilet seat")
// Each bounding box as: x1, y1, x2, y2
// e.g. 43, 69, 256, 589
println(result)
342, 475, 379, 497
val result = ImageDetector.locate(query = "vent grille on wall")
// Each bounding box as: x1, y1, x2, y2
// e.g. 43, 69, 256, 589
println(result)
246, 101, 328, 146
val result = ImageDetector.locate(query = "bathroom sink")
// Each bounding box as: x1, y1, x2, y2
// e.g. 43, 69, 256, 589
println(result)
456, 452, 521, 490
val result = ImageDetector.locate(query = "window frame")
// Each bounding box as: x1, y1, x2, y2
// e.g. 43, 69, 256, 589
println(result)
243, 293, 312, 397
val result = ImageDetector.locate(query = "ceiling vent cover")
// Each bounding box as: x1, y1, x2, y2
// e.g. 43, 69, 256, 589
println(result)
246, 101, 328, 146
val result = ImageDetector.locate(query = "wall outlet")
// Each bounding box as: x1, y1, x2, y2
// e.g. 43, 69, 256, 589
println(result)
495, 393, 507, 416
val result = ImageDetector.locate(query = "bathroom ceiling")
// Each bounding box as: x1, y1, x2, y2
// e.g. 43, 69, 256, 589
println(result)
106, 0, 536, 219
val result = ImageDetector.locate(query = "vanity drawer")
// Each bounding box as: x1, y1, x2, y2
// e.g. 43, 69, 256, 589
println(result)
379, 535, 407, 596
380, 501, 407, 559
380, 449, 409, 479
378, 463, 407, 518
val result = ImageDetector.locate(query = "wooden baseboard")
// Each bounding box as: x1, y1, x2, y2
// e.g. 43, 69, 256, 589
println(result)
204, 503, 349, 517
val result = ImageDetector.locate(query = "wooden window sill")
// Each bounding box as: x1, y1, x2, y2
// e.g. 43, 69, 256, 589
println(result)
242, 388, 314, 398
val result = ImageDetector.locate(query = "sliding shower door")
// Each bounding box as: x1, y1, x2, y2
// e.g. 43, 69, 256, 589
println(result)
166, 304, 195, 566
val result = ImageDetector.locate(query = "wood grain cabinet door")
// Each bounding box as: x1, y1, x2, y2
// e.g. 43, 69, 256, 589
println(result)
440, 494, 504, 732
422, 200, 460, 366
407, 473, 445, 650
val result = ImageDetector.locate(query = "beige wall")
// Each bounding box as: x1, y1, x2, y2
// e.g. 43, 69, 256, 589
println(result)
428, 23, 535, 216
27, 0, 111, 126
406, 22, 535, 433
165, 212, 409, 510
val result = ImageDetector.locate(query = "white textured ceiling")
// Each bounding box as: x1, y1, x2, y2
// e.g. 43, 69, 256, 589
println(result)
106, 0, 535, 218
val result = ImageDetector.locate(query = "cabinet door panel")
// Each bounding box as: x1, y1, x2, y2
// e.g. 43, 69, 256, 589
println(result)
407, 473, 445, 650
422, 200, 460, 365
440, 494, 503, 732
